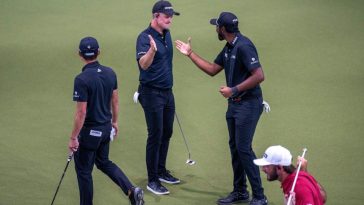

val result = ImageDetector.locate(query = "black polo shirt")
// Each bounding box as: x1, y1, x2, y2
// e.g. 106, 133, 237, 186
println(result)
136, 26, 173, 89
73, 61, 117, 127
214, 33, 262, 98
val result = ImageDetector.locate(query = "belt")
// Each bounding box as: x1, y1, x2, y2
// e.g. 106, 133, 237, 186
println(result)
228, 95, 259, 103
139, 84, 172, 92
229, 97, 242, 103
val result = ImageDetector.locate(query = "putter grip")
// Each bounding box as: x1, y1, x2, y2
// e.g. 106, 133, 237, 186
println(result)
67, 153, 74, 161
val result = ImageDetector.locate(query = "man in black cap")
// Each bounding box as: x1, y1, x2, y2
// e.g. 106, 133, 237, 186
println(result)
135, 0, 180, 195
175, 12, 268, 205
68, 36, 144, 205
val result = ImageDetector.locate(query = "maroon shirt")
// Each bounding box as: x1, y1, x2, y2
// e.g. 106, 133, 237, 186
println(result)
282, 171, 324, 205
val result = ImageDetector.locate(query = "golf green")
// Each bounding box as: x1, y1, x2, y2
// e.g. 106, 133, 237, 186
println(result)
1, 0, 363, 204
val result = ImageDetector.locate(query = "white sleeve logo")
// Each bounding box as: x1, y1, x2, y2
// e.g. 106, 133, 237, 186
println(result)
250, 57, 259, 65
74, 91, 80, 98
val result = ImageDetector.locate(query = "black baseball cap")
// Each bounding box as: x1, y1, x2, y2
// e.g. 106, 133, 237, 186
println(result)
79, 37, 99, 57
210, 12, 239, 33
152, 0, 180, 16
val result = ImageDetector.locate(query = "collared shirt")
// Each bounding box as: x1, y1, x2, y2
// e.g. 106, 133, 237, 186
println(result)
282, 171, 324, 205
136, 26, 173, 89
73, 61, 117, 127
214, 33, 262, 98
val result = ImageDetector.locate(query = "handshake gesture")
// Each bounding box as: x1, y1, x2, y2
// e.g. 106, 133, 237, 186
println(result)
175, 37, 193, 56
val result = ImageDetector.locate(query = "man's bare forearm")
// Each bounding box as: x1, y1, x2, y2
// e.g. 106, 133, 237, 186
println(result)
188, 51, 222, 76
139, 48, 156, 70
70, 102, 87, 139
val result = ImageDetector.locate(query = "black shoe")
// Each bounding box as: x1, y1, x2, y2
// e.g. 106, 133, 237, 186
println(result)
217, 191, 250, 205
158, 170, 180, 184
129, 187, 144, 205
147, 181, 169, 195
249, 196, 268, 205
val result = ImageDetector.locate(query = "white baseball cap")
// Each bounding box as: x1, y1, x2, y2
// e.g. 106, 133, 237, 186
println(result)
254, 145, 292, 166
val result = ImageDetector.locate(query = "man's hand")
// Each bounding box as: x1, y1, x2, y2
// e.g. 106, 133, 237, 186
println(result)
285, 192, 296, 205
175, 37, 192, 56
148, 35, 157, 52
297, 156, 308, 172
110, 127, 116, 141
112, 122, 118, 140
68, 138, 79, 152
138, 35, 157, 69
219, 86, 233, 98
133, 91, 139, 104
262, 101, 271, 113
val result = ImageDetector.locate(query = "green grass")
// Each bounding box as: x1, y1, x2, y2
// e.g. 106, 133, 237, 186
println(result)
1, 0, 364, 204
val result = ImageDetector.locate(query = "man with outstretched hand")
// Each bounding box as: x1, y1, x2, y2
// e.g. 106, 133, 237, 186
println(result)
68, 36, 144, 205
175, 12, 267, 205
135, 0, 181, 195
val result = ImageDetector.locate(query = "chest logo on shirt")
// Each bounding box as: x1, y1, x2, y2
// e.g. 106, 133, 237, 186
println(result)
90, 130, 102, 137
97, 68, 102, 73
74, 91, 80, 98
224, 53, 236, 59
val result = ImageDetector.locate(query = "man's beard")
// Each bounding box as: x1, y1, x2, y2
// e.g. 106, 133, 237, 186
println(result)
217, 30, 224, 41
267, 169, 279, 181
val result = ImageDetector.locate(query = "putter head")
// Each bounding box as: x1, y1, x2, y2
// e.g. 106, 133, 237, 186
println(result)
186, 159, 196, 165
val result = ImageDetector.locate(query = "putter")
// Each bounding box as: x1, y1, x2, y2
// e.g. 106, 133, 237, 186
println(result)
287, 148, 307, 205
51, 152, 74, 205
174, 112, 196, 165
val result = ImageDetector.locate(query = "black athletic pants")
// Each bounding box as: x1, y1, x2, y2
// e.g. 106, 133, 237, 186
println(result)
138, 85, 175, 183
74, 124, 133, 205
226, 96, 265, 199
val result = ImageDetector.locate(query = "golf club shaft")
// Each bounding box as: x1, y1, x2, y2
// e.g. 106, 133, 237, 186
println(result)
287, 148, 307, 205
51, 153, 74, 205
175, 111, 191, 157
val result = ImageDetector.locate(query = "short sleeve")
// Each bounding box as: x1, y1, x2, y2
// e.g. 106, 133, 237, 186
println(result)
110, 70, 118, 90
239, 44, 261, 71
214, 49, 225, 67
114, 74, 118, 90
73, 77, 88, 102
136, 33, 150, 60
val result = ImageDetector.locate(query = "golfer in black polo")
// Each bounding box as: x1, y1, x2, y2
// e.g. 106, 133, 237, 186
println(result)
175, 12, 268, 205
68, 37, 144, 205
135, 1, 180, 195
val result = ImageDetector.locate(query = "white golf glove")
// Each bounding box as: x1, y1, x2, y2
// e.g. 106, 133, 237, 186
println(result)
110, 127, 116, 141
262, 100, 271, 113
133, 91, 139, 104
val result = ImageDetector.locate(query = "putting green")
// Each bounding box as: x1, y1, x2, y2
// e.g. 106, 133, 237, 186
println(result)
1, 0, 363, 204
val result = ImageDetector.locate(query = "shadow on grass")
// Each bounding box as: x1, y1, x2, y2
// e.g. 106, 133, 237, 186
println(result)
179, 174, 226, 197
